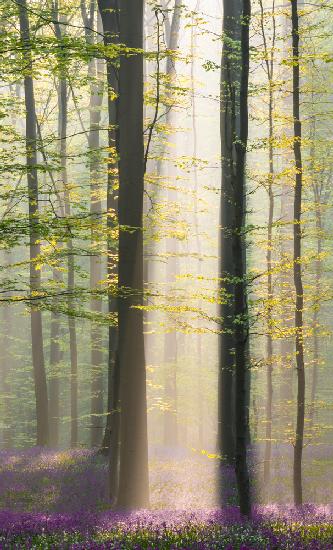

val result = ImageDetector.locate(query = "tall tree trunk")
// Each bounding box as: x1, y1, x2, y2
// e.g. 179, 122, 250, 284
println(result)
263, 99, 275, 487
80, 0, 105, 448
18, 0, 49, 447
233, 0, 251, 517
219, 0, 242, 466
162, 0, 182, 449
89, 28, 105, 449
291, 0, 305, 507
259, 0, 276, 490
98, 0, 120, 502
116, 0, 149, 509
53, 4, 79, 448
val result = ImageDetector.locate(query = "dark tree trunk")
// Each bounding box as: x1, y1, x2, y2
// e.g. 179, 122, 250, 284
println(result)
219, 0, 242, 465
291, 0, 305, 507
18, 0, 49, 447
98, 0, 120, 501
116, 0, 149, 509
233, 0, 251, 517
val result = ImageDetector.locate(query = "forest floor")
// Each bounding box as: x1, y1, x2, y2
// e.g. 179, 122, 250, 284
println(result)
0, 448, 332, 548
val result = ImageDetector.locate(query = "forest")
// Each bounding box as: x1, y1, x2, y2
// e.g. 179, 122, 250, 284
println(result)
0, 0, 333, 547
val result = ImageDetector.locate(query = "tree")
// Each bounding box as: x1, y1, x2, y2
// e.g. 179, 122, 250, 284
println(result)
80, 0, 105, 448
291, 0, 305, 507
219, 0, 242, 466
232, 0, 251, 518
97, 0, 120, 501
116, 0, 149, 509
162, 0, 182, 450
18, 0, 49, 447
258, 0, 277, 490
219, 0, 251, 516
52, 0, 79, 448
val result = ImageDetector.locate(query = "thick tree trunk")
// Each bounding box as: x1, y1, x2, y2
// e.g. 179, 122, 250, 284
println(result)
98, 0, 120, 501
291, 0, 305, 507
219, 0, 242, 465
18, 0, 49, 447
116, 0, 149, 509
233, 0, 251, 517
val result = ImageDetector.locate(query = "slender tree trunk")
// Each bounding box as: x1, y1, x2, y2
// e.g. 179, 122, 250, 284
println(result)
18, 0, 49, 447
98, 0, 120, 501
263, 87, 274, 488
53, 5, 79, 448
162, 0, 182, 449
49, 5, 65, 449
89, 44, 105, 449
233, 0, 251, 517
80, 1, 105, 448
291, 0, 305, 507
61, 77, 79, 449
116, 0, 149, 509
259, 0, 276, 489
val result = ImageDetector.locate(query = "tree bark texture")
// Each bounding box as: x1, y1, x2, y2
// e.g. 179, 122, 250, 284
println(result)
116, 0, 149, 509
219, 0, 242, 465
291, 0, 305, 507
233, 0, 252, 517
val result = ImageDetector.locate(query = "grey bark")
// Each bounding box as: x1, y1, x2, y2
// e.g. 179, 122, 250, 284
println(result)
219, 0, 242, 465
116, 0, 149, 509
291, 0, 305, 507
233, 0, 252, 517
